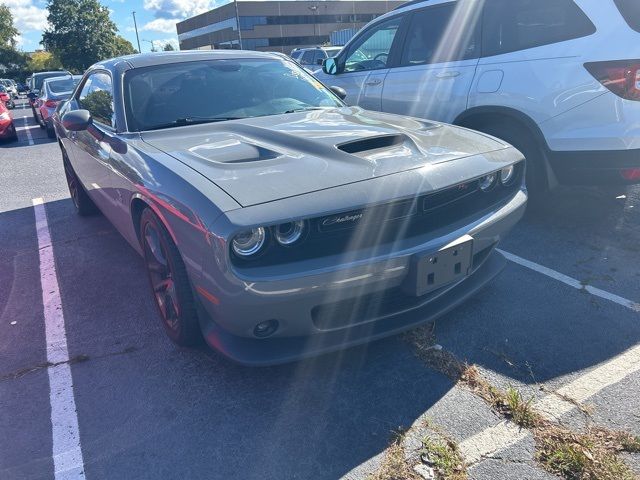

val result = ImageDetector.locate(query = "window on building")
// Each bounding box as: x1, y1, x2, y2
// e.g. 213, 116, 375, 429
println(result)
482, 0, 596, 57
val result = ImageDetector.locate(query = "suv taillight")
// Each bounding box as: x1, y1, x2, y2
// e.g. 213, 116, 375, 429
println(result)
585, 60, 640, 101
45, 99, 58, 108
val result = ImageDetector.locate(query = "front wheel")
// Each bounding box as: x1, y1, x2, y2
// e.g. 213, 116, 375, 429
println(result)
62, 150, 98, 216
140, 208, 202, 347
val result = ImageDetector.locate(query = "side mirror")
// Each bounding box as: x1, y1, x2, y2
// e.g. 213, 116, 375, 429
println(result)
62, 109, 92, 131
329, 86, 347, 100
27, 92, 36, 100
323, 57, 338, 75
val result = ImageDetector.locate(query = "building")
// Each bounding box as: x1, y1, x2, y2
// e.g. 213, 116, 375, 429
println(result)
176, 1, 405, 54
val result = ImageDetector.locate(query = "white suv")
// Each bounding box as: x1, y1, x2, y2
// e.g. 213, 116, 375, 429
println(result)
315, 0, 640, 192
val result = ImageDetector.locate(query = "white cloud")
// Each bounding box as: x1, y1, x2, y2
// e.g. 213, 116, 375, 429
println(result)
1, 0, 48, 32
140, 18, 180, 34
150, 37, 180, 50
143, 0, 215, 19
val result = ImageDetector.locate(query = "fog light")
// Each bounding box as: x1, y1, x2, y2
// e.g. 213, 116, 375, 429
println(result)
500, 165, 515, 185
232, 227, 266, 257
479, 173, 498, 191
254, 319, 279, 338
275, 220, 305, 246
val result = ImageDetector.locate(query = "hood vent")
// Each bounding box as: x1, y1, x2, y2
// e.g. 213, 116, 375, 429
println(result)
337, 134, 407, 154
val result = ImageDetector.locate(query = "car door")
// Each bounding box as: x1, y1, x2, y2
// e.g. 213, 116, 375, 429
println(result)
66, 71, 116, 213
322, 15, 407, 111
381, 2, 481, 123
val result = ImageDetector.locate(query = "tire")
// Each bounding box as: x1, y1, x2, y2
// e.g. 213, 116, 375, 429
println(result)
470, 120, 549, 200
62, 149, 98, 216
38, 114, 45, 129
139, 207, 202, 347
9, 124, 18, 142
46, 122, 56, 139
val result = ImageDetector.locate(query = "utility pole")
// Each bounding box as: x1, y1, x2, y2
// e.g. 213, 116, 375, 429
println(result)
234, 0, 243, 49
308, 4, 319, 39
132, 11, 142, 53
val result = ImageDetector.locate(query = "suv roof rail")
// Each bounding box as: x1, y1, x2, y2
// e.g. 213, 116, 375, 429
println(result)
393, 0, 428, 11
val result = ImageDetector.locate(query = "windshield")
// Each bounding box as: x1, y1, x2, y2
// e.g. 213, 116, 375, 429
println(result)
34, 73, 69, 91
47, 78, 79, 94
124, 58, 344, 132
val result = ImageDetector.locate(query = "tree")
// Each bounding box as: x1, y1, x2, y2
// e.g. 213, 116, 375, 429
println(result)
0, 5, 19, 48
163, 43, 176, 51
28, 51, 63, 71
112, 36, 137, 57
42, 0, 130, 72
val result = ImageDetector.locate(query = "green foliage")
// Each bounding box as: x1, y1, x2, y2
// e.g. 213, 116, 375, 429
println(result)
112, 36, 137, 57
28, 51, 63, 72
42, 0, 132, 72
163, 43, 176, 51
0, 5, 19, 48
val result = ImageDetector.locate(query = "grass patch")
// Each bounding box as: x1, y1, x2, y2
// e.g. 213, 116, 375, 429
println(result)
535, 426, 638, 480
505, 386, 538, 428
421, 435, 467, 480
367, 428, 421, 480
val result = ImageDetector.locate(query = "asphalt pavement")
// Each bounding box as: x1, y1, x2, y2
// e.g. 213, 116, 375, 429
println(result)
1, 99, 639, 480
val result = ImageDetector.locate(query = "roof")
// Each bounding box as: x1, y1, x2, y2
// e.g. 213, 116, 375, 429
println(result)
97, 50, 281, 71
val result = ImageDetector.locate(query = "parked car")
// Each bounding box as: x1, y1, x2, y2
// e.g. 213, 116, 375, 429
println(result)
27, 70, 72, 121
0, 101, 18, 143
17, 83, 29, 94
36, 75, 82, 138
0, 86, 15, 110
291, 46, 342, 71
316, 0, 640, 192
0, 79, 18, 98
53, 51, 526, 365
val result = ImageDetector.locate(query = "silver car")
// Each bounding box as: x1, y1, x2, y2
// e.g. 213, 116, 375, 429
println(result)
53, 51, 527, 365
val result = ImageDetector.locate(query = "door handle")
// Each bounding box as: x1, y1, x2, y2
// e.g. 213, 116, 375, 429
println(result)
436, 71, 461, 79
365, 78, 382, 86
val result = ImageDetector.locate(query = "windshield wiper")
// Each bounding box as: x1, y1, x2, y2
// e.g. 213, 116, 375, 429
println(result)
283, 107, 328, 114
146, 116, 243, 131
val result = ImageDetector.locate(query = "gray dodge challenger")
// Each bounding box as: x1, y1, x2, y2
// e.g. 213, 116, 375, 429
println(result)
53, 51, 527, 365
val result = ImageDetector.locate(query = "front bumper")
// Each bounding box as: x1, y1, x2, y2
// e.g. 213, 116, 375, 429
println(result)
548, 148, 640, 185
195, 189, 527, 365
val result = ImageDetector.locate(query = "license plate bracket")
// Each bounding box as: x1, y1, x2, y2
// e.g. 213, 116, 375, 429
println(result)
403, 235, 474, 297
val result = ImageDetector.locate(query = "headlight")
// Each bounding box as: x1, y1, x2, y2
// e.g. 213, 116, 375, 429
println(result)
500, 166, 516, 185
274, 220, 305, 246
232, 227, 266, 257
479, 173, 498, 191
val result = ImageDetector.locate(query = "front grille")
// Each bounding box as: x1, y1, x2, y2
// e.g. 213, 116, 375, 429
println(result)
232, 166, 522, 268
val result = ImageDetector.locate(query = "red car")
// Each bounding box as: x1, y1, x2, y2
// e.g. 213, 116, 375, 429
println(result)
0, 101, 18, 142
0, 85, 15, 110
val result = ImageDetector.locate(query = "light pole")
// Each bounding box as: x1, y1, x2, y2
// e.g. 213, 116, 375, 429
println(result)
234, 0, 243, 50
308, 4, 318, 39
132, 11, 142, 53
142, 39, 157, 52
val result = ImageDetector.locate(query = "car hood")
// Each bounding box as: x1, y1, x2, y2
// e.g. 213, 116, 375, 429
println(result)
140, 107, 508, 207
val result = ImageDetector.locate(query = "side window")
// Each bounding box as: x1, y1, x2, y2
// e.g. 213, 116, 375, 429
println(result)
301, 50, 315, 65
483, 0, 596, 57
343, 17, 402, 73
614, 0, 640, 33
401, 4, 480, 66
78, 72, 115, 129
313, 50, 326, 66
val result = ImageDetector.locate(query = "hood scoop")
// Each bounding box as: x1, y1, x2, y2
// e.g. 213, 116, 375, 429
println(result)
337, 134, 421, 160
189, 139, 281, 164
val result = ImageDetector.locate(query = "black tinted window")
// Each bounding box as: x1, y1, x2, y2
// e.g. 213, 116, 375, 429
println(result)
343, 17, 402, 72
401, 4, 480, 66
78, 73, 115, 129
301, 50, 315, 65
483, 0, 596, 57
614, 0, 640, 33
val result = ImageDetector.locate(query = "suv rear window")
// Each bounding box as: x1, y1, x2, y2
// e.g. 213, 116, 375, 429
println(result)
614, 0, 640, 33
482, 0, 596, 57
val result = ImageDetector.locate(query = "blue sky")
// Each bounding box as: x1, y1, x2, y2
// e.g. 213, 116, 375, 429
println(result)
3, 0, 222, 53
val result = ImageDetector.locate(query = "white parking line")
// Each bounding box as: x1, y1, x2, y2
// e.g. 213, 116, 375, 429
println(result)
33, 198, 85, 479
458, 250, 640, 465
498, 249, 640, 312
23, 117, 34, 146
